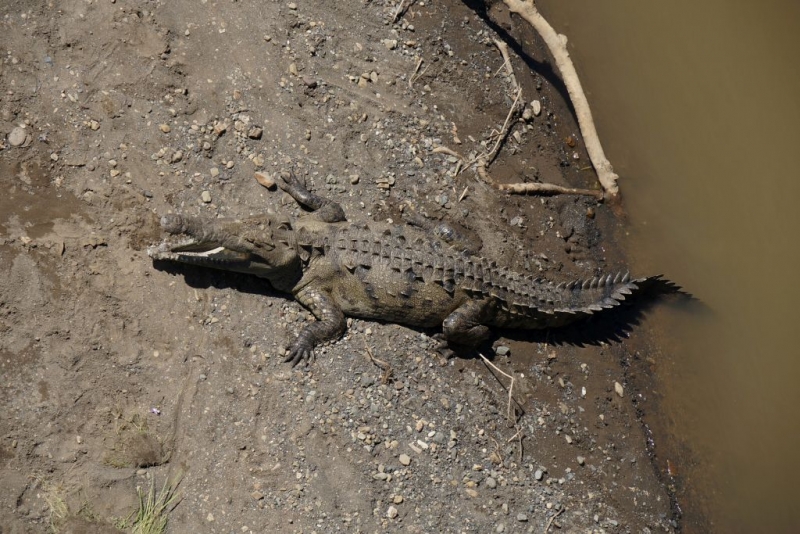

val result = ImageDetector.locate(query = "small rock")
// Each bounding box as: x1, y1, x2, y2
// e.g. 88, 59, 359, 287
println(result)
159, 123, 171, 133
485, 477, 497, 489
387, 506, 398, 519
89, 120, 101, 131
201, 190, 212, 203
399, 453, 411, 466
494, 345, 510, 356
577, 456, 586, 466
213, 122, 227, 136
517, 513, 528, 522
254, 171, 276, 189
210, 167, 220, 178
289, 63, 299, 76
287, 2, 297, 9
50, 152, 59, 161
206, 513, 214, 522
170, 150, 183, 163
532, 100, 542, 116
8, 127, 28, 147
522, 107, 533, 121
247, 126, 263, 140
382, 39, 398, 50
393, 495, 403, 504
496, 524, 505, 533
614, 381, 624, 397
349, 174, 360, 185
534, 469, 544, 481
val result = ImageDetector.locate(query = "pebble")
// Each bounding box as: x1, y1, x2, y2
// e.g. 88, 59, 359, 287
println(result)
534, 469, 544, 481
387, 505, 398, 519
517, 513, 528, 522
494, 345, 510, 356
287, 2, 297, 9
532, 100, 542, 116
8, 127, 28, 146
485, 476, 497, 489
247, 127, 263, 139
614, 381, 624, 397
201, 190, 212, 203
210, 167, 220, 178
382, 39, 398, 50
159, 123, 171, 133
577, 456, 586, 466
399, 453, 411, 466
170, 150, 183, 163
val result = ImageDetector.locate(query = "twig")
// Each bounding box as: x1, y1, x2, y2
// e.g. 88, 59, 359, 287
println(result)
484, 86, 523, 165
432, 146, 464, 159
503, 0, 619, 198
479, 353, 519, 424
364, 340, 392, 384
492, 39, 519, 93
544, 507, 565, 532
408, 57, 424, 88
461, 86, 523, 182
498, 182, 603, 199
392, 0, 415, 23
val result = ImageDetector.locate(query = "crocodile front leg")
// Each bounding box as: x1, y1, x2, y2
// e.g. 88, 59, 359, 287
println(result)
285, 286, 347, 366
442, 299, 492, 347
277, 170, 346, 223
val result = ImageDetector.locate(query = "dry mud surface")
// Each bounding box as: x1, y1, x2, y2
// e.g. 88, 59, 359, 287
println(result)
1, 0, 677, 532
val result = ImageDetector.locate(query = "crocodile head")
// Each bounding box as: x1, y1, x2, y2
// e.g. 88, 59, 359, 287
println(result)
147, 213, 299, 284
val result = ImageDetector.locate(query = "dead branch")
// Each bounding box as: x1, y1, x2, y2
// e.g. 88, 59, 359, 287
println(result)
503, 0, 620, 198
498, 182, 603, 199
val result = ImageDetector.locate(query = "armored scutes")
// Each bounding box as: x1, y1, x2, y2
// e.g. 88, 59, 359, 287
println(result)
149, 171, 656, 365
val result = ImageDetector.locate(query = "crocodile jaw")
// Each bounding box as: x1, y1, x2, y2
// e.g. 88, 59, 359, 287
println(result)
148, 237, 250, 265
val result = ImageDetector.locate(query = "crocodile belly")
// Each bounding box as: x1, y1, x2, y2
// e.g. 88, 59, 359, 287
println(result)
330, 264, 462, 328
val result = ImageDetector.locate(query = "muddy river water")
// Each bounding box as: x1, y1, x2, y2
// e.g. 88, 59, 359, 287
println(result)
537, 1, 800, 531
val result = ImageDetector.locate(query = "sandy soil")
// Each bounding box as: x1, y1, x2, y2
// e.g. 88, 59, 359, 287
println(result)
0, 0, 677, 532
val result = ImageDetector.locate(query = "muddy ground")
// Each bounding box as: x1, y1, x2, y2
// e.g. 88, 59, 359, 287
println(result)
0, 0, 678, 532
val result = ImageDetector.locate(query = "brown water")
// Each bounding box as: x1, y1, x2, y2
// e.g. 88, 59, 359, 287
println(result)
536, 1, 800, 532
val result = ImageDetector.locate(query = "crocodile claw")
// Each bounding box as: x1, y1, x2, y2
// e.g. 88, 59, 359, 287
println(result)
284, 343, 315, 367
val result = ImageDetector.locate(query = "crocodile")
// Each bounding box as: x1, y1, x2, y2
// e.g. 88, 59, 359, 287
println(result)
148, 171, 659, 365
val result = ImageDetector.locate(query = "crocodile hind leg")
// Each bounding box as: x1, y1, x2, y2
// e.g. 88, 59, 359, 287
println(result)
441, 299, 492, 347
277, 170, 346, 223
284, 286, 347, 366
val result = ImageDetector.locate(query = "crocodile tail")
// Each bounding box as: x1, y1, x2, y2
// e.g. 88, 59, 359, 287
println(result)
523, 272, 658, 328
